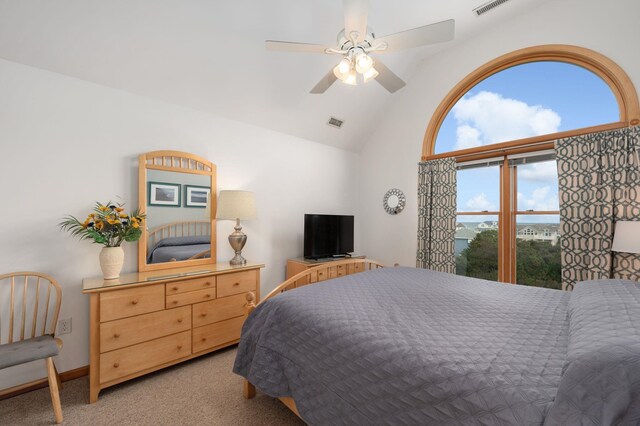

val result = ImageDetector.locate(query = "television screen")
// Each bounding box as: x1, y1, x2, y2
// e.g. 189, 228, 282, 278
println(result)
304, 214, 354, 259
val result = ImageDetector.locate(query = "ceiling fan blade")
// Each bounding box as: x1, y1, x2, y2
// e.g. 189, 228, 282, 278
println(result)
376, 19, 455, 53
373, 59, 406, 93
266, 40, 329, 54
343, 0, 369, 42
310, 68, 339, 94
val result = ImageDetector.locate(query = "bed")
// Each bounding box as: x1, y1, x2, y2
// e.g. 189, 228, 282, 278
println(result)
146, 221, 211, 263
234, 260, 640, 425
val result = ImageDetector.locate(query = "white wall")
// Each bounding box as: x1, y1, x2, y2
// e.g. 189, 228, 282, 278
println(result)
358, 0, 640, 267
0, 58, 360, 390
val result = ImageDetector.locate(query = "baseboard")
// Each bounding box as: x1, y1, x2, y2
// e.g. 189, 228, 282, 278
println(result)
0, 365, 89, 401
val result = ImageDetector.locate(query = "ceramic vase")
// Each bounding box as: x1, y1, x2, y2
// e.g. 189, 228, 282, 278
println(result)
99, 246, 124, 280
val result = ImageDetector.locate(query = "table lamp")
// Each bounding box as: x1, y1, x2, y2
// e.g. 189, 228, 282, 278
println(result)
216, 190, 256, 265
611, 220, 640, 278
611, 221, 640, 254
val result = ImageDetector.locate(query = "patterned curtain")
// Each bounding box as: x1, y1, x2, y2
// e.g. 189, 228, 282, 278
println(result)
556, 125, 640, 290
416, 158, 457, 273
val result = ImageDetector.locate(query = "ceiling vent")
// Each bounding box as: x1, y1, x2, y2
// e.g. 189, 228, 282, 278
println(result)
327, 117, 344, 129
473, 0, 511, 16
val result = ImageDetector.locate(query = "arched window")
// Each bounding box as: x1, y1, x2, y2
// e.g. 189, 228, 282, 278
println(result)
423, 45, 639, 160
425, 45, 640, 289
434, 61, 618, 154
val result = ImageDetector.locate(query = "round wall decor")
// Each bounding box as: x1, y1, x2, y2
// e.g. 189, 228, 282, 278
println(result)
383, 188, 406, 215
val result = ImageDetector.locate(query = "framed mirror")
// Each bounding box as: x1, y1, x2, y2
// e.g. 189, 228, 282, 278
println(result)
383, 188, 406, 215
138, 150, 216, 272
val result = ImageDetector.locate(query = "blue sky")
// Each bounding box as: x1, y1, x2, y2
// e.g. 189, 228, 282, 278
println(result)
440, 61, 619, 223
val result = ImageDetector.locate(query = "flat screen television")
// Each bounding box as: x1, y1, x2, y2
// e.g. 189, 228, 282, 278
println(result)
304, 214, 354, 259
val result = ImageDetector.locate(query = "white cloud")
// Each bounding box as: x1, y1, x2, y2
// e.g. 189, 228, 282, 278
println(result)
465, 193, 497, 211
453, 91, 561, 150
517, 186, 559, 211
518, 161, 558, 183
455, 125, 482, 150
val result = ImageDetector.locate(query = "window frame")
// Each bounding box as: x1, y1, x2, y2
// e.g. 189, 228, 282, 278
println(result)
432, 45, 639, 285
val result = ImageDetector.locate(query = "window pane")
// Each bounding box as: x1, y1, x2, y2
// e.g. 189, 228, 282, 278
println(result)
515, 215, 562, 289
435, 61, 619, 154
516, 159, 559, 212
456, 215, 499, 281
457, 165, 500, 212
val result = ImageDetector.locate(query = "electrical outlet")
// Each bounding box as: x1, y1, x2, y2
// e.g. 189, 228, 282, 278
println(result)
58, 318, 72, 335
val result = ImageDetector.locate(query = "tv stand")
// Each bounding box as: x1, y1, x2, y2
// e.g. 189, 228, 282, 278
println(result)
286, 255, 366, 284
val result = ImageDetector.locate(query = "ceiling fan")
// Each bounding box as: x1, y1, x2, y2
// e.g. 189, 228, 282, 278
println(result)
266, 0, 455, 94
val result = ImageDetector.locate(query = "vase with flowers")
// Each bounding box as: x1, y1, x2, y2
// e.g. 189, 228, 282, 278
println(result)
60, 201, 146, 279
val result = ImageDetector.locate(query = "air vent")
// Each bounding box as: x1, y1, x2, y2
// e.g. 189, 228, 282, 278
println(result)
473, 0, 511, 16
327, 117, 344, 129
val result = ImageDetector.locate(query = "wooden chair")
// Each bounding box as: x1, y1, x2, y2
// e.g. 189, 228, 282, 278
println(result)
0, 272, 63, 423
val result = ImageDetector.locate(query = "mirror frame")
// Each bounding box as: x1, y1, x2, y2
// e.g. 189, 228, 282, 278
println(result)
383, 188, 406, 215
138, 150, 217, 272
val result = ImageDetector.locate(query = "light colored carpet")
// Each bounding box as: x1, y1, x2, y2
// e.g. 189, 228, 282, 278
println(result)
0, 346, 305, 426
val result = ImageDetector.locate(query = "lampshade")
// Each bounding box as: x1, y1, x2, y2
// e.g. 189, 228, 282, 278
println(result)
363, 66, 379, 83
611, 221, 640, 253
216, 190, 256, 220
355, 52, 373, 74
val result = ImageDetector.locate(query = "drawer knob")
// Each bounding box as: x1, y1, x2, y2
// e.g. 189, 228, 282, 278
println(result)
131, 299, 139, 305
233, 282, 240, 287
177, 318, 183, 323
113, 362, 119, 368
172, 286, 178, 291
200, 313, 207, 317
113, 333, 120, 338
204, 294, 211, 299
172, 300, 178, 305
204, 281, 211, 286
177, 345, 183, 350
201, 338, 207, 342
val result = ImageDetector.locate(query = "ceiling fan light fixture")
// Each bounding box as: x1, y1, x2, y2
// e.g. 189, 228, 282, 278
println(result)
337, 57, 352, 74
363, 66, 379, 83
333, 64, 348, 81
343, 69, 358, 86
355, 52, 373, 74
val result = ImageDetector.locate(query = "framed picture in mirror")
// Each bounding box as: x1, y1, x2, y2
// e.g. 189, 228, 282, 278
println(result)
185, 185, 211, 208
148, 182, 181, 207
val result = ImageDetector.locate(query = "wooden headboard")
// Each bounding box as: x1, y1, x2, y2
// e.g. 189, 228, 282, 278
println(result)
147, 220, 211, 250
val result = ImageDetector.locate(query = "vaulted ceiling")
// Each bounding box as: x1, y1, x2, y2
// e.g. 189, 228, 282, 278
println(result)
0, 0, 553, 151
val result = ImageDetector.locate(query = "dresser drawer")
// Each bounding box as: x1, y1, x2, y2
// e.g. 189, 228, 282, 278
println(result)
192, 293, 246, 328
100, 306, 191, 353
217, 271, 256, 298
100, 285, 165, 322
166, 276, 216, 296
192, 316, 245, 353
166, 287, 216, 308
100, 331, 191, 384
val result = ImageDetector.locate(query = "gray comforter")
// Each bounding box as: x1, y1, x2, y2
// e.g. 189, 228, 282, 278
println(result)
234, 267, 640, 425
147, 236, 210, 263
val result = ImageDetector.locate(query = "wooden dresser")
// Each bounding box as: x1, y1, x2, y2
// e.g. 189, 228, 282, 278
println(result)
286, 255, 366, 285
82, 262, 263, 403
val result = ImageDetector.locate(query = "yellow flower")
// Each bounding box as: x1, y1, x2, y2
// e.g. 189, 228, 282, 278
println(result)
119, 213, 128, 218
132, 222, 140, 229
99, 205, 109, 212
95, 221, 104, 230
116, 207, 124, 212
107, 218, 120, 225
